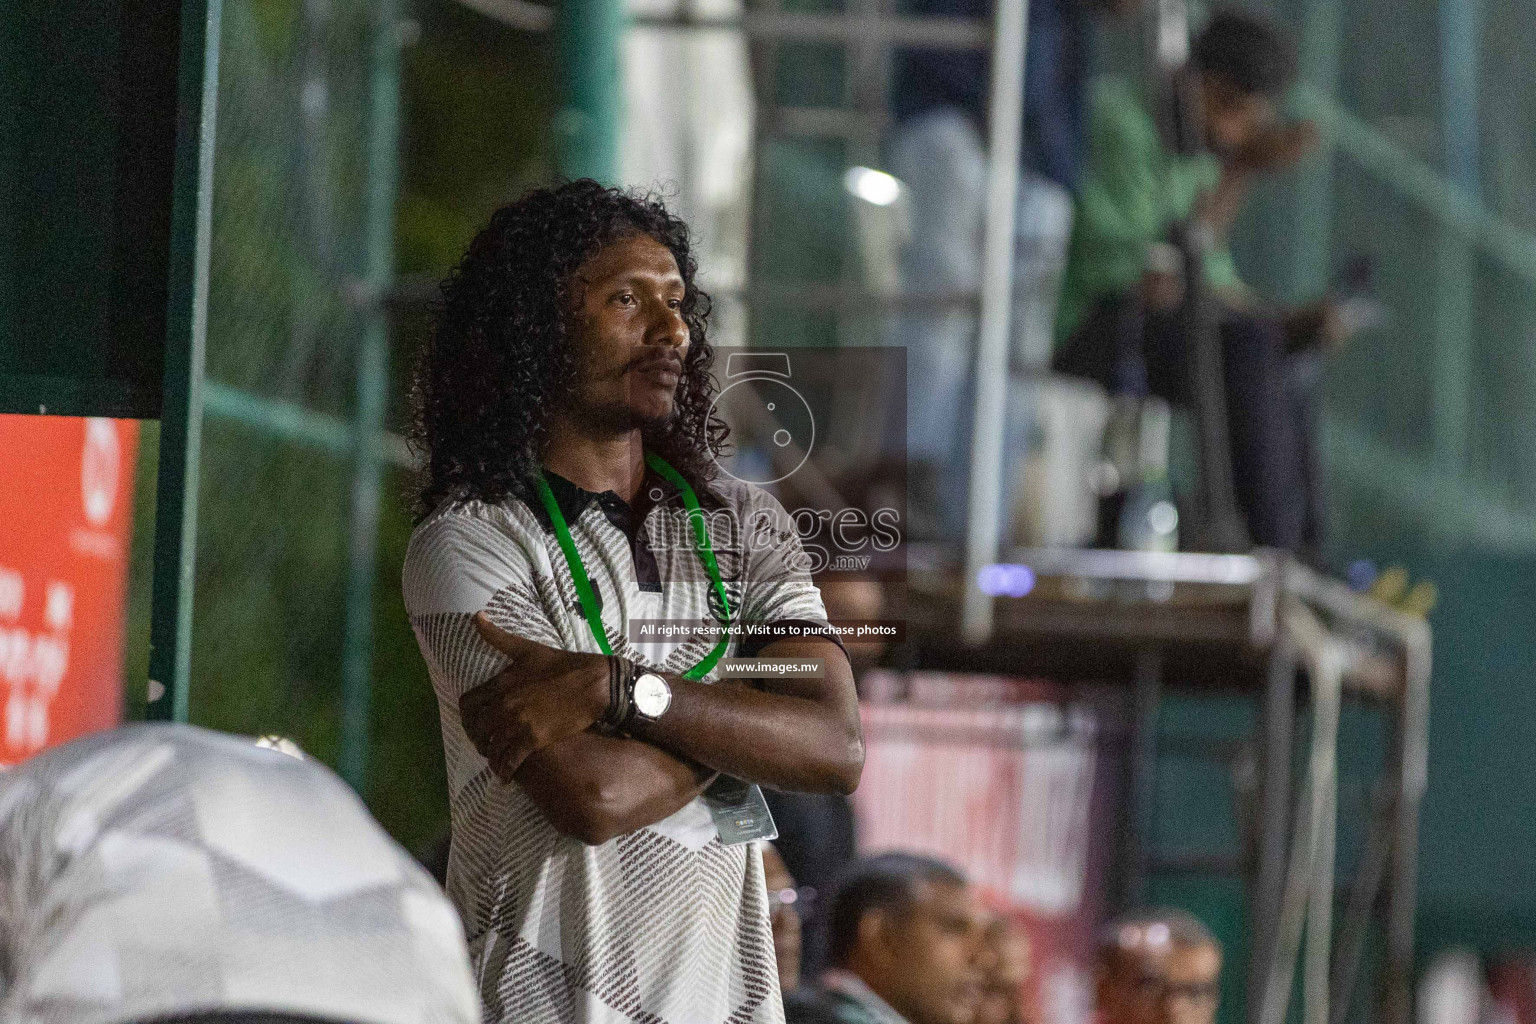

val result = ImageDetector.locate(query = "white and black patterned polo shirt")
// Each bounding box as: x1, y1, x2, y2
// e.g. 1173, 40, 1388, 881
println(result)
0, 724, 479, 1024
402, 464, 839, 1024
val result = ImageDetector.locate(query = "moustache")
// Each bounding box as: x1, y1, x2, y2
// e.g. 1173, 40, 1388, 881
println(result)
630, 352, 685, 375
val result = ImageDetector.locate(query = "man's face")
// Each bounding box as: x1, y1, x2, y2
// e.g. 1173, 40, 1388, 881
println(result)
566, 232, 690, 432
1098, 940, 1222, 1024
1198, 73, 1274, 157
859, 880, 989, 1024
977, 918, 1031, 1024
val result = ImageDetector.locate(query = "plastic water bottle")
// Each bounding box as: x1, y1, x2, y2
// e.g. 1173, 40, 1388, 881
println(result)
1116, 399, 1179, 554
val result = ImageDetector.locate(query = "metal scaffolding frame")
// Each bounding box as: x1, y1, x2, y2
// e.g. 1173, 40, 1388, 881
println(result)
676, 0, 1259, 637
901, 546, 1431, 1024
621, 9, 1467, 1021
668, 0, 1029, 639
645, 0, 1536, 554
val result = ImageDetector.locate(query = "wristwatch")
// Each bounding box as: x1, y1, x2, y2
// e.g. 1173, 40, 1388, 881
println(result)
630, 671, 672, 723
603, 658, 673, 731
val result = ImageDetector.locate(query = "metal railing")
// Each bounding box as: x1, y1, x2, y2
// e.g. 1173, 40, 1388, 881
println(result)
1297, 84, 1536, 552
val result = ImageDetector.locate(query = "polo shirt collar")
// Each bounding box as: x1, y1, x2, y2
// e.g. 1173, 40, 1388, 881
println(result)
537, 469, 615, 526
528, 459, 730, 532
820, 970, 913, 1024
530, 461, 729, 533
530, 469, 642, 535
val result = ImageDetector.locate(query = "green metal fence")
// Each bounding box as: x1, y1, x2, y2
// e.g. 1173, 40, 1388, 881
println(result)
128, 0, 408, 795
123, 0, 586, 854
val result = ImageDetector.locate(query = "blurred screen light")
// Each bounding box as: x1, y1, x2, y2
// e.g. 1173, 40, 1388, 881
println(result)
977, 563, 1036, 598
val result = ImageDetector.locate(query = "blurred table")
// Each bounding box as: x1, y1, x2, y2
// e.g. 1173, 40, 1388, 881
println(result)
893, 546, 1431, 1024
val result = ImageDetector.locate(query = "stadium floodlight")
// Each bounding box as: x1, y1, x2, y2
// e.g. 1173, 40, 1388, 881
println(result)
843, 166, 903, 207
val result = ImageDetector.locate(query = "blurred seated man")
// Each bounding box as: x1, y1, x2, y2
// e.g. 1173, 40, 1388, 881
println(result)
1054, 8, 1345, 553
786, 853, 989, 1024
889, 0, 1136, 541
977, 916, 1032, 1024
1096, 910, 1222, 1024
0, 724, 478, 1024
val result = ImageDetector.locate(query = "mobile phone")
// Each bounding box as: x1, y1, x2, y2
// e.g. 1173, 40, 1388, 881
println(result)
1334, 256, 1388, 335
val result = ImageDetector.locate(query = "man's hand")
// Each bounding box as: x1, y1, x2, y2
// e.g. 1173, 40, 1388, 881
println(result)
459, 612, 611, 782
622, 635, 864, 795
1283, 296, 1355, 354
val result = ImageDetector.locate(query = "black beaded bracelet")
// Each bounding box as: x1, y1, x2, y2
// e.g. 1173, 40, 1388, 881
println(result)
602, 656, 634, 730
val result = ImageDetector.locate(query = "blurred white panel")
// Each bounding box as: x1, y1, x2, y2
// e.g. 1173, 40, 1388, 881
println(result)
621, 6, 753, 345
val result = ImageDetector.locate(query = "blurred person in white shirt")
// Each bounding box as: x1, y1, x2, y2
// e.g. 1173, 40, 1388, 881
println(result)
0, 723, 478, 1024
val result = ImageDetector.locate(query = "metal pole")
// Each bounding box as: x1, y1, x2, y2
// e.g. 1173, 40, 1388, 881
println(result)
1265, 604, 1339, 1024
960, 0, 1029, 642
1119, 646, 1164, 909
1143, 0, 1245, 551
741, 0, 783, 348
1384, 624, 1433, 1024
1304, 644, 1342, 1024
146, 0, 223, 723
1261, 770, 1316, 1024
340, 0, 403, 795
1259, 603, 1342, 1024
1329, 789, 1397, 1024
1432, 0, 1480, 482
557, 0, 625, 182
1249, 638, 1297, 1024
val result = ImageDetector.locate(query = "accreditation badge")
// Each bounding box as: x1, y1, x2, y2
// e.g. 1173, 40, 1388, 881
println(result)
703, 775, 779, 845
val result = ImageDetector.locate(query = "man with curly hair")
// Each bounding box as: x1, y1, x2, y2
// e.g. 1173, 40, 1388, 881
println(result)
402, 180, 864, 1024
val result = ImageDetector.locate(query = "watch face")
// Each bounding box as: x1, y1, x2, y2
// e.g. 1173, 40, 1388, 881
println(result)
633, 673, 672, 719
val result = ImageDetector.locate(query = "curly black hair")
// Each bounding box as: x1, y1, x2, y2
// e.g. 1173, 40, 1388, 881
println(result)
409, 180, 730, 516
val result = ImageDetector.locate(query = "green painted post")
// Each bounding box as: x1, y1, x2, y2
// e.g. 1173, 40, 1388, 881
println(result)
1288, 0, 1340, 302
1432, 0, 1481, 485
339, 0, 403, 794
146, 0, 223, 723
556, 0, 624, 183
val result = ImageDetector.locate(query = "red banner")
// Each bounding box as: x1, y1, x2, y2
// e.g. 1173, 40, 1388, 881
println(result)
855, 672, 1125, 1024
0, 415, 139, 765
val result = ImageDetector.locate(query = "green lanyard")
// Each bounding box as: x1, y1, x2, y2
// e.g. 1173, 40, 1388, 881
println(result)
534, 452, 733, 681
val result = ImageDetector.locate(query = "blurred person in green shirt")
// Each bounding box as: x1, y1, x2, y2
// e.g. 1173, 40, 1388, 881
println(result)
1055, 9, 1348, 553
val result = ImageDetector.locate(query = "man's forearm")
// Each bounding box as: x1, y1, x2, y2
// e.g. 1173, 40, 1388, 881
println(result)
1193, 165, 1252, 242
462, 617, 862, 806
624, 638, 863, 794
514, 730, 716, 845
